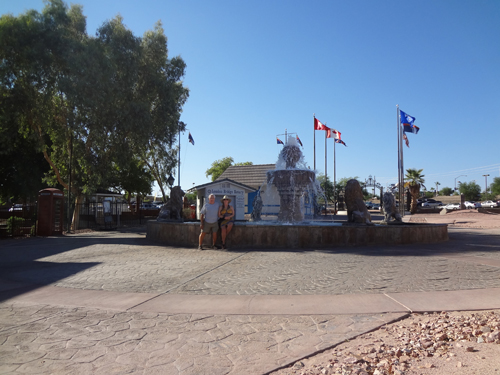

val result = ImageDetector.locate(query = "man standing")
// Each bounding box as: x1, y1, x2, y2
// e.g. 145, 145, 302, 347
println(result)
198, 194, 220, 250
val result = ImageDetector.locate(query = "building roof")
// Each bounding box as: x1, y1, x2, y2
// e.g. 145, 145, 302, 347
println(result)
217, 164, 275, 189
188, 178, 256, 194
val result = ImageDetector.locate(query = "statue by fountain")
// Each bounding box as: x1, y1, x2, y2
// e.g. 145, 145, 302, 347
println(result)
266, 137, 316, 222
382, 191, 402, 223
345, 179, 373, 225
250, 190, 263, 222
157, 186, 185, 222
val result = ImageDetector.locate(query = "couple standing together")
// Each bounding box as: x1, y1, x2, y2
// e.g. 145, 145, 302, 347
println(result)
198, 194, 234, 250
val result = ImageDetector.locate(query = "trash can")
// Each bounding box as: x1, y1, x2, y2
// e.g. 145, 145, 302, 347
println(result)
37, 188, 64, 236
190, 204, 196, 219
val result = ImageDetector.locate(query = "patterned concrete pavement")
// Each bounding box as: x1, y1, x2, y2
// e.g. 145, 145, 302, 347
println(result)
1, 226, 499, 374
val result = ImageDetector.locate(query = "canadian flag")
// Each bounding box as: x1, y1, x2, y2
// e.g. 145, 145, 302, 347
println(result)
326, 128, 341, 140
314, 118, 328, 131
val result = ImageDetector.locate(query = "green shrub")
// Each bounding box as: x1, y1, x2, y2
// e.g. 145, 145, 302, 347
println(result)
7, 216, 24, 236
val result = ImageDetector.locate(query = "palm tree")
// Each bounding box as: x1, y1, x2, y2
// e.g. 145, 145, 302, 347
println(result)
405, 168, 426, 214
435, 182, 440, 197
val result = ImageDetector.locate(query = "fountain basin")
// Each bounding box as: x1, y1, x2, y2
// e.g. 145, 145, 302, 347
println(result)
147, 221, 448, 249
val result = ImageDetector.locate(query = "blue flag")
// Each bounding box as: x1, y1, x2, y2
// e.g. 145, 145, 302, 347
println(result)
335, 139, 347, 147
400, 110, 419, 134
188, 132, 195, 145
277, 138, 284, 145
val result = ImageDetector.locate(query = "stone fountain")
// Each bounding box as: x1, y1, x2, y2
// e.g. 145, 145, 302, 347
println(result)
266, 139, 315, 222
147, 134, 448, 249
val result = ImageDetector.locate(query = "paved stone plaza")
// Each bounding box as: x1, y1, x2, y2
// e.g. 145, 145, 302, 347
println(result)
1, 226, 500, 374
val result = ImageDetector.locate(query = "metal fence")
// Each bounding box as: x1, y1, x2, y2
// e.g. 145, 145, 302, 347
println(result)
0, 205, 37, 238
0, 202, 160, 237
74, 202, 159, 230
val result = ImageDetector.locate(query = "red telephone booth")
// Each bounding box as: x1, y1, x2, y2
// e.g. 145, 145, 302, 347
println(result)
37, 188, 64, 236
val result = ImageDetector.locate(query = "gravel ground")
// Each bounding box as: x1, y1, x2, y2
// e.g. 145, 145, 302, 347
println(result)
409, 209, 500, 228
271, 310, 500, 375
271, 211, 500, 375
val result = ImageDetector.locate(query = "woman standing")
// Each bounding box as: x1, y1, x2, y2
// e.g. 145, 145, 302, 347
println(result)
218, 195, 234, 249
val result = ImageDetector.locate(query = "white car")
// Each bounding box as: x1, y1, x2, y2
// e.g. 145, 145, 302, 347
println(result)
464, 201, 481, 209
481, 200, 499, 208
421, 200, 443, 208
443, 203, 461, 210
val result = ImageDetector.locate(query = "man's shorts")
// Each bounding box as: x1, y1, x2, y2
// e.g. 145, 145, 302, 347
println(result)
201, 221, 219, 233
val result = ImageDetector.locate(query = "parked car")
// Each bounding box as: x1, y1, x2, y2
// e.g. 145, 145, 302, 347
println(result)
371, 203, 380, 210
365, 202, 374, 209
481, 200, 499, 208
421, 199, 443, 208
443, 203, 461, 211
140, 203, 160, 210
8, 204, 23, 212
464, 201, 481, 209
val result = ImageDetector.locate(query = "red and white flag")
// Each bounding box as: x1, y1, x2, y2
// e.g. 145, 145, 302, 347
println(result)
403, 133, 410, 148
314, 118, 328, 131
326, 128, 341, 140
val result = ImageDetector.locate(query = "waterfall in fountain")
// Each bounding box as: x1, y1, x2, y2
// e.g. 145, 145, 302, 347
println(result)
266, 136, 316, 222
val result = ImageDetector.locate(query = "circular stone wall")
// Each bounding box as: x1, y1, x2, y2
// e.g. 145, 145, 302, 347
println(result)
147, 221, 448, 249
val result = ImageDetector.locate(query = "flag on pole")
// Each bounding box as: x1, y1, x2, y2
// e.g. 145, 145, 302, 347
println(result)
314, 117, 328, 130
296, 135, 303, 147
277, 138, 284, 145
326, 128, 341, 140
188, 132, 195, 145
400, 110, 419, 134
403, 133, 409, 148
335, 139, 347, 147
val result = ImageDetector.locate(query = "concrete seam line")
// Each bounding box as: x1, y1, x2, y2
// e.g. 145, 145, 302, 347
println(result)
384, 293, 413, 313
125, 251, 250, 311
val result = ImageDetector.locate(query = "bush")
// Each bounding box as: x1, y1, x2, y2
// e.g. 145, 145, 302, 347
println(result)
7, 216, 24, 236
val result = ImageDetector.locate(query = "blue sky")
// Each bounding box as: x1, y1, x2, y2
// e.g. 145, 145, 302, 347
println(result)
4, 0, 500, 195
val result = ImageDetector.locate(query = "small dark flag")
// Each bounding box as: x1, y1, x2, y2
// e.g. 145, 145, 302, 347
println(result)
335, 138, 347, 147
277, 138, 284, 145
188, 132, 195, 145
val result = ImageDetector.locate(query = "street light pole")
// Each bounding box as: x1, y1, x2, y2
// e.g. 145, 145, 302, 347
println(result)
455, 175, 467, 191
483, 174, 490, 195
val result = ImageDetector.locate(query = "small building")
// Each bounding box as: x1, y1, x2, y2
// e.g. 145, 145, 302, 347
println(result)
188, 179, 256, 221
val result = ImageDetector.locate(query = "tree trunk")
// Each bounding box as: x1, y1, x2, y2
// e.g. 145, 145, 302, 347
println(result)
409, 185, 420, 214
71, 194, 84, 230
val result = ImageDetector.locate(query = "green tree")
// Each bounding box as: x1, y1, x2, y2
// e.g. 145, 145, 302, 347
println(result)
435, 182, 440, 196
205, 157, 253, 181
440, 187, 453, 196
316, 175, 361, 206
490, 177, 500, 197
206, 157, 234, 181
458, 181, 481, 201
0, 1, 188, 227
404, 168, 425, 214
316, 174, 334, 205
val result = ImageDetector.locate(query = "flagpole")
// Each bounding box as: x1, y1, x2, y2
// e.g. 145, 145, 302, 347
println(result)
325, 129, 327, 182
397, 105, 401, 215
325, 130, 327, 216
313, 114, 316, 171
400, 119, 405, 216
333, 136, 336, 216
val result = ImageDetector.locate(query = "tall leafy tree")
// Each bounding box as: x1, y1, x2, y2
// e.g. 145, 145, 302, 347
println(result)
404, 168, 425, 213
0, 1, 188, 227
205, 157, 253, 181
458, 181, 481, 201
490, 177, 500, 197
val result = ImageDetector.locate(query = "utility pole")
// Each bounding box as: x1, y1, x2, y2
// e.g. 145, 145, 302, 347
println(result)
483, 174, 490, 195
